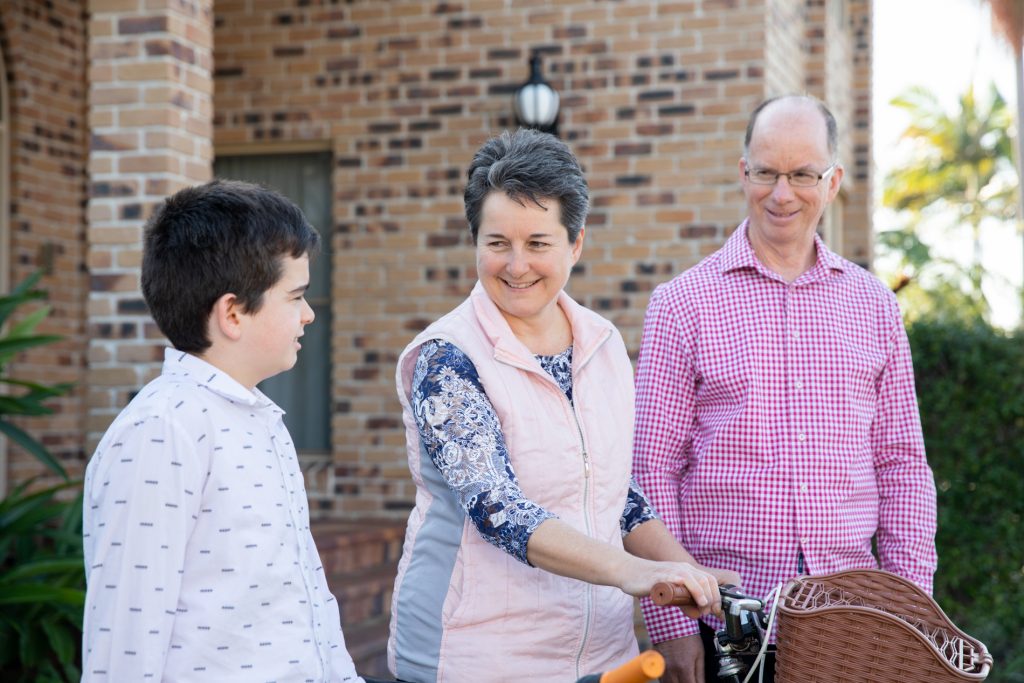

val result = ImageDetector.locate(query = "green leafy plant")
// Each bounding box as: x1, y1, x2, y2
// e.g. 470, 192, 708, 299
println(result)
0, 272, 83, 682
0, 271, 73, 479
909, 319, 1024, 682
0, 480, 84, 682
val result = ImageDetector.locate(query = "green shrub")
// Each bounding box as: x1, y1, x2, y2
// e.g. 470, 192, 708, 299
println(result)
0, 271, 73, 479
908, 319, 1024, 681
0, 480, 84, 682
0, 272, 83, 682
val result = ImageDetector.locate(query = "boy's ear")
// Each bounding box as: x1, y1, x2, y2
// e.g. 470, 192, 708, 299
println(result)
210, 292, 244, 342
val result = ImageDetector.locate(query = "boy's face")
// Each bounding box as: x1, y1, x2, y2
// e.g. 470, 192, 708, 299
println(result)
238, 254, 315, 388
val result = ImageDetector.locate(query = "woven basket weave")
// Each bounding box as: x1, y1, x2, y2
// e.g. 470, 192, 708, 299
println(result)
774, 569, 992, 682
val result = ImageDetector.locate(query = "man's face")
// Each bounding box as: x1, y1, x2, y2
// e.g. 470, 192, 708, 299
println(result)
740, 101, 843, 251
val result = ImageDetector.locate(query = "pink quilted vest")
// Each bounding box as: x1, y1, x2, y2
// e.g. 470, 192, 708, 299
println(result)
388, 282, 639, 682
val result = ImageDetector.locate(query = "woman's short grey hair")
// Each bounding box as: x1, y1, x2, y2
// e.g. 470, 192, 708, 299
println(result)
464, 128, 589, 243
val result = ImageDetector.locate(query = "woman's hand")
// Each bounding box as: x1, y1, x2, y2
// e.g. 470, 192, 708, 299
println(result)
618, 557, 721, 619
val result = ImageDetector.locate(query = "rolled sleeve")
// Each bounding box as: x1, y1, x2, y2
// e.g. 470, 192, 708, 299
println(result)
411, 340, 556, 566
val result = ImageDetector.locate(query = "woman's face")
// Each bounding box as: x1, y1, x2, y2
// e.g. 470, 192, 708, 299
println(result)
475, 191, 583, 332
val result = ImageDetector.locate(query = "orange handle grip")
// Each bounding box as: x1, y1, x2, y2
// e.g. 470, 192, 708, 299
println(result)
650, 581, 695, 607
600, 650, 665, 683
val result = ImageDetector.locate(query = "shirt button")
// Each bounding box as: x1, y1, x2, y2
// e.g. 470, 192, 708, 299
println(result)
799, 483, 808, 493
797, 433, 807, 442
791, 329, 800, 339
795, 380, 804, 390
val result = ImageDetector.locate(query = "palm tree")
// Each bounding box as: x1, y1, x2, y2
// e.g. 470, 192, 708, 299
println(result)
881, 83, 1016, 318
985, 0, 1024, 314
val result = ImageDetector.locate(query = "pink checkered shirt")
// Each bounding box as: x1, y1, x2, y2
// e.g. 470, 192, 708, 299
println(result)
634, 221, 937, 643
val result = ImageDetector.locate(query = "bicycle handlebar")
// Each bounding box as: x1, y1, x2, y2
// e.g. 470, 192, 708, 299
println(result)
650, 581, 695, 607
575, 650, 665, 683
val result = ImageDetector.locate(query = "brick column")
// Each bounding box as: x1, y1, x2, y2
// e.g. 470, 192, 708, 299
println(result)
844, 0, 874, 267
86, 0, 213, 447
1, 1, 89, 488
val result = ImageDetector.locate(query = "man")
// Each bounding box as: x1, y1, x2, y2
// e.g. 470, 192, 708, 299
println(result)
633, 95, 937, 683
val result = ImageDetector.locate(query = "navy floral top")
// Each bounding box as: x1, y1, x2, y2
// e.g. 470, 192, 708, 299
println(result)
410, 339, 658, 566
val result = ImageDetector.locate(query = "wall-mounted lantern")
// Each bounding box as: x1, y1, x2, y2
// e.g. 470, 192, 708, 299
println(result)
513, 52, 560, 136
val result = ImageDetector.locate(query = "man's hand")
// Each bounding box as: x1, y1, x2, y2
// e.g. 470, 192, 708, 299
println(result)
654, 634, 705, 683
705, 566, 742, 589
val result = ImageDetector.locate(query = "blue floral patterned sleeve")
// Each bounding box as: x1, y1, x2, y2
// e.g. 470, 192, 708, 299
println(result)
410, 339, 658, 564
622, 476, 657, 536
411, 340, 556, 565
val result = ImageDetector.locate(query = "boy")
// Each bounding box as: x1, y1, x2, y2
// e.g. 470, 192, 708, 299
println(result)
82, 179, 365, 682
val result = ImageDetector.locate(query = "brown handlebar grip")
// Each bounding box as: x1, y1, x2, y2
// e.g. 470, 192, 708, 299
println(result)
650, 581, 695, 607
599, 650, 665, 683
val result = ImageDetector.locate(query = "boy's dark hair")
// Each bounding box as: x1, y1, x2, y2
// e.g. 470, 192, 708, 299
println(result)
464, 128, 590, 243
141, 179, 320, 353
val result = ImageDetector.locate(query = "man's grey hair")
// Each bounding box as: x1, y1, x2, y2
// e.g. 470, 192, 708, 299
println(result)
743, 94, 839, 160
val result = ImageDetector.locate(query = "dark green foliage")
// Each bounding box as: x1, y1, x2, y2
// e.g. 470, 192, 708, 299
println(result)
908, 319, 1024, 681
0, 272, 83, 682
0, 270, 73, 479
0, 481, 84, 682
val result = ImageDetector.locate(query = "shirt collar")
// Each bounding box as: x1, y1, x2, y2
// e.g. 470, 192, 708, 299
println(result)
469, 281, 613, 369
719, 219, 846, 282
161, 348, 283, 413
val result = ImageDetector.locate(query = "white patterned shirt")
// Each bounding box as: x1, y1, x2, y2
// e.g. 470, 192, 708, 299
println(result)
82, 349, 363, 682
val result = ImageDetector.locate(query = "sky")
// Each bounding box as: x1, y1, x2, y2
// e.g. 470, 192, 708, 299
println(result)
873, 0, 1023, 328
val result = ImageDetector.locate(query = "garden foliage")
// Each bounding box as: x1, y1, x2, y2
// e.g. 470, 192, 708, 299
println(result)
0, 272, 83, 682
908, 319, 1024, 681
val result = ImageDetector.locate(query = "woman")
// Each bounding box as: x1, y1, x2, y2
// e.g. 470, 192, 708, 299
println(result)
388, 129, 736, 683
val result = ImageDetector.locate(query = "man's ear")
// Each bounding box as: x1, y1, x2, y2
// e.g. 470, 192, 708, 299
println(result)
826, 163, 845, 202
210, 292, 244, 342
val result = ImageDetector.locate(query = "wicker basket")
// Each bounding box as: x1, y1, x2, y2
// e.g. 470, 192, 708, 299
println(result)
774, 569, 992, 682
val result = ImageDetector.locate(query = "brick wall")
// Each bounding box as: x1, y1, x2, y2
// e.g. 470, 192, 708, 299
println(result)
0, 0, 89, 489
0, 0, 872, 509
212, 0, 873, 518
85, 0, 214, 451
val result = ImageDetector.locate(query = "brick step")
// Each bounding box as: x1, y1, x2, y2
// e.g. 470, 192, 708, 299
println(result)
312, 521, 404, 679
331, 560, 399, 625
345, 613, 391, 679
313, 520, 406, 576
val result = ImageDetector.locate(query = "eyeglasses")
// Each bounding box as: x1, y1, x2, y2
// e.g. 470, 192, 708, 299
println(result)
744, 163, 837, 188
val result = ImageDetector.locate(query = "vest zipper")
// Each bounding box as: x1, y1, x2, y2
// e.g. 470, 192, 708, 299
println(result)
569, 398, 593, 680
495, 335, 612, 678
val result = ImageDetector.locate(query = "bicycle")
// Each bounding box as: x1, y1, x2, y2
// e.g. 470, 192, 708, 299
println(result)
575, 649, 666, 682
652, 570, 995, 683
651, 582, 771, 683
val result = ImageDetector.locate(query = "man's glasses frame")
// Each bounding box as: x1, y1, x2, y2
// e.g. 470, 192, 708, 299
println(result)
743, 162, 837, 188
